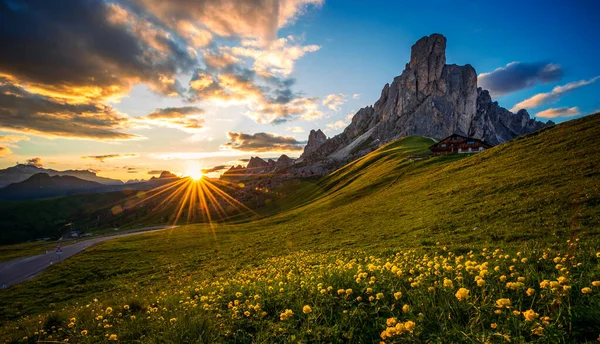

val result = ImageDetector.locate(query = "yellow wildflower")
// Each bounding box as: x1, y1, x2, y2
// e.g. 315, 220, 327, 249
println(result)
376, 292, 384, 300
523, 309, 538, 321
495, 298, 511, 308
526, 288, 535, 296
81, 330, 88, 336
170, 318, 177, 325
387, 317, 397, 327
477, 279, 486, 287
302, 305, 312, 314
455, 288, 470, 301
491, 323, 498, 329
443, 278, 453, 288
582, 287, 592, 294
394, 291, 402, 300
592, 281, 600, 287
105, 307, 113, 315
402, 304, 410, 312
108, 334, 118, 341
280, 309, 294, 321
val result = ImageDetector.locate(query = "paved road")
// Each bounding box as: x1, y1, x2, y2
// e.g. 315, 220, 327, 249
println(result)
0, 226, 177, 288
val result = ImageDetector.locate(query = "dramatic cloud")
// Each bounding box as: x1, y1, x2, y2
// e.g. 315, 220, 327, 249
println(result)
536, 107, 580, 118
147, 170, 164, 175
128, 0, 323, 41
223, 132, 305, 152
352, 93, 361, 100
323, 93, 346, 111
0, 147, 11, 157
286, 126, 305, 133
0, 0, 324, 139
478, 62, 563, 96
0, 0, 195, 103
511, 76, 599, 111
26, 157, 43, 168
0, 78, 139, 140
143, 106, 206, 132
81, 154, 140, 162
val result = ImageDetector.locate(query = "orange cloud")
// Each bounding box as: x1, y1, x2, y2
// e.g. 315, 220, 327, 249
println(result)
0, 135, 29, 144
223, 132, 305, 152
0, 78, 140, 141
511, 76, 599, 111
81, 154, 140, 162
535, 107, 580, 118
0, 147, 12, 157
142, 106, 207, 132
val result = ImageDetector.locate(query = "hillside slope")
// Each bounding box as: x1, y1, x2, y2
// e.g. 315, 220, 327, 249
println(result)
1, 114, 600, 342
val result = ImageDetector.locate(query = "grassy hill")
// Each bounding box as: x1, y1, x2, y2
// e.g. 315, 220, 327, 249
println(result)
1, 114, 600, 342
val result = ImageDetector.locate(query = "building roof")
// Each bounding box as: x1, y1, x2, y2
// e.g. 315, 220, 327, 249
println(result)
428, 134, 494, 150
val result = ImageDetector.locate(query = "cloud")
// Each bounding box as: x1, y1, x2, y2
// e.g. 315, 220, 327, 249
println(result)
478, 62, 563, 96
325, 120, 348, 130
247, 96, 323, 123
189, 65, 323, 123
535, 107, 580, 118
0, 77, 140, 140
286, 126, 305, 133
147, 170, 164, 175
225, 35, 320, 76
0, 1, 196, 103
511, 76, 599, 111
202, 165, 229, 174
223, 132, 306, 152
128, 0, 323, 41
26, 157, 43, 168
0, 135, 29, 144
0, 147, 11, 157
82, 154, 140, 162
0, 0, 324, 137
142, 106, 206, 132
352, 93, 361, 100
323, 93, 346, 111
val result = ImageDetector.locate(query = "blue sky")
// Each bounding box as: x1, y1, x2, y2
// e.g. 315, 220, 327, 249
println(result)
0, 0, 599, 180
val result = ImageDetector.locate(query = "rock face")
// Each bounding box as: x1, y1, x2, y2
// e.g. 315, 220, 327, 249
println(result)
298, 129, 327, 161
301, 33, 553, 163
221, 155, 297, 180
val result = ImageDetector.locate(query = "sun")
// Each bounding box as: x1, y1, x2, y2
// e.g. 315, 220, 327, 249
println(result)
183, 162, 203, 181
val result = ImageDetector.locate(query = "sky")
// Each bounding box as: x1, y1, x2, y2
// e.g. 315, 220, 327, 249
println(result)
1, 0, 599, 181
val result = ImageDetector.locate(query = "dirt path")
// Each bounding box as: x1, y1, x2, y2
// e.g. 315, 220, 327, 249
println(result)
0, 226, 176, 288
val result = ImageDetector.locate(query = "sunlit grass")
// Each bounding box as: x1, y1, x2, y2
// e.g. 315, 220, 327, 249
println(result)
4, 240, 600, 342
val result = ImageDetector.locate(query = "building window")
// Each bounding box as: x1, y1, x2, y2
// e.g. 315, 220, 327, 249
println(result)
467, 141, 474, 145
441, 144, 446, 148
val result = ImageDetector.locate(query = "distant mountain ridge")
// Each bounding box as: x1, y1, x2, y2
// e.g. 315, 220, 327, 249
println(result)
0, 170, 181, 200
0, 164, 124, 187
298, 33, 553, 164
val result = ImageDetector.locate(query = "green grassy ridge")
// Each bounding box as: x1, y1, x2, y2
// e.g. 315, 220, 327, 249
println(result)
1, 114, 600, 341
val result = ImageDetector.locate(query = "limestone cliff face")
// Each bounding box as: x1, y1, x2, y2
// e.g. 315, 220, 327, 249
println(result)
301, 33, 552, 162
298, 129, 327, 161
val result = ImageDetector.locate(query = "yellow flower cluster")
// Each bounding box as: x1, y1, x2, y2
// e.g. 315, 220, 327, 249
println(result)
380, 319, 416, 340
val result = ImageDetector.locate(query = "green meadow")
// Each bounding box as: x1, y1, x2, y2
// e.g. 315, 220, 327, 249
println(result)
1, 114, 600, 343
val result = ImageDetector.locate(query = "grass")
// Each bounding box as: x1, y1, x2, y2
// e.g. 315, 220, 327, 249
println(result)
1, 113, 600, 342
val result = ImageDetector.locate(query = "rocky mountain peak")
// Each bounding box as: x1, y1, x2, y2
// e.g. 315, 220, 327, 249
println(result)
299, 129, 327, 161
408, 33, 447, 94
297, 33, 552, 169
247, 156, 268, 170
